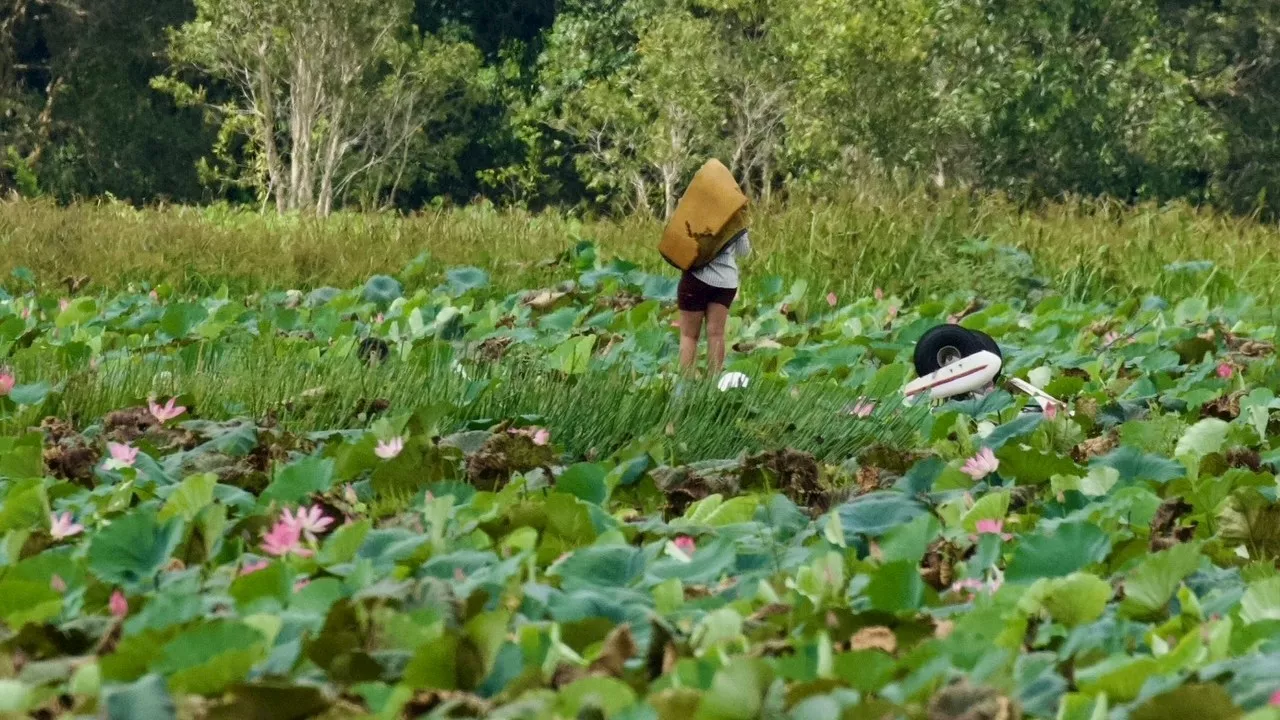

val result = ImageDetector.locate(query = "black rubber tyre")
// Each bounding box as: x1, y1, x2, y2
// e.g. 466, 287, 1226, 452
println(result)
913, 325, 985, 377
968, 329, 1003, 380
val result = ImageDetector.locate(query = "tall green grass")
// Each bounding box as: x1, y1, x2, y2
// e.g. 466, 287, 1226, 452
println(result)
9, 339, 924, 463
1, 187, 1275, 304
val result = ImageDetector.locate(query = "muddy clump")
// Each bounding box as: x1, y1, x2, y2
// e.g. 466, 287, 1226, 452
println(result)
742, 448, 827, 511
104, 407, 159, 444
476, 336, 514, 363
920, 539, 962, 592
928, 681, 1021, 720
855, 465, 888, 494
1226, 447, 1263, 472
654, 451, 830, 517
40, 417, 78, 444
240, 429, 315, 488
1006, 485, 1039, 513
43, 443, 99, 486
1072, 433, 1118, 463
103, 407, 197, 451
400, 691, 491, 719
465, 433, 555, 491
1203, 390, 1244, 422
188, 453, 267, 494
1073, 397, 1101, 423
350, 398, 391, 421
595, 291, 644, 312
651, 461, 740, 518
1149, 496, 1196, 552
40, 417, 100, 486
858, 445, 926, 476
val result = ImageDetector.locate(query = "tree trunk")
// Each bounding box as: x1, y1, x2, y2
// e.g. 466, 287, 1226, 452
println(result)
631, 173, 652, 216
317, 98, 346, 217
661, 162, 678, 220
255, 50, 286, 214
289, 52, 320, 213
761, 158, 772, 205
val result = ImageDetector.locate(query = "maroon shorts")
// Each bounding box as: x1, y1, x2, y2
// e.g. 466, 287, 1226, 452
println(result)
677, 273, 737, 312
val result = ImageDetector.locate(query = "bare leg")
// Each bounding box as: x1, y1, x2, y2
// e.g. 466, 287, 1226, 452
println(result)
679, 310, 704, 374
705, 302, 730, 375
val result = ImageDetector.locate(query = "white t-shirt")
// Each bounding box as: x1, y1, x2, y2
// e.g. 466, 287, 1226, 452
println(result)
691, 232, 751, 289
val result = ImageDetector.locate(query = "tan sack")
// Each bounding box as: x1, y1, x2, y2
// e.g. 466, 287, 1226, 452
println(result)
658, 159, 749, 271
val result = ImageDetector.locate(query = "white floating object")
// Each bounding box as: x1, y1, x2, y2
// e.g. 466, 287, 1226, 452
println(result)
1006, 377, 1069, 416
903, 350, 1002, 401
718, 371, 750, 392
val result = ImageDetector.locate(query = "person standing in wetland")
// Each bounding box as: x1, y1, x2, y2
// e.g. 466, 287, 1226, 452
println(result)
677, 229, 751, 376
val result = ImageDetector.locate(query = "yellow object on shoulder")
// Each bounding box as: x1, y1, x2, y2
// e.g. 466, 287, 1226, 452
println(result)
658, 159, 749, 271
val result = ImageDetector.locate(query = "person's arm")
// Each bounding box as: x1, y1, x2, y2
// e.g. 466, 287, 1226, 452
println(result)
735, 232, 751, 257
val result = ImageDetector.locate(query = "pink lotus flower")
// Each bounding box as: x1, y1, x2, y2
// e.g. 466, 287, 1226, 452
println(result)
293, 578, 311, 593
49, 512, 84, 540
148, 397, 186, 423
509, 427, 551, 446
673, 536, 696, 557
0, 372, 13, 396
109, 590, 128, 619
961, 448, 999, 480
282, 505, 334, 542
1043, 402, 1059, 420
103, 442, 138, 470
974, 518, 1013, 541
874, 288, 884, 301
887, 306, 899, 321
58, 298, 69, 312
149, 290, 159, 301
50, 574, 67, 593
239, 559, 269, 576
950, 577, 1001, 598
1217, 363, 1234, 379
1103, 331, 1120, 346
374, 436, 404, 459
1270, 689, 1280, 707
261, 520, 312, 558
848, 399, 876, 418
826, 292, 838, 308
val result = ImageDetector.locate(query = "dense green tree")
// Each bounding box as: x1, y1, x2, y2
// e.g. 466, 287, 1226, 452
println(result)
1157, 0, 1280, 215
774, 0, 940, 187
4, 0, 1280, 218
1, 0, 210, 202
154, 0, 487, 215
930, 0, 1227, 203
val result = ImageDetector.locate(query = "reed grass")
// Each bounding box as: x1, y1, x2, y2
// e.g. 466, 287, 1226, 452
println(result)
7, 338, 923, 463
2, 187, 1276, 305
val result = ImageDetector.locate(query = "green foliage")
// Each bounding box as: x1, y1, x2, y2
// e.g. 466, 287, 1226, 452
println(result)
4, 0, 1280, 218
0, 205, 1277, 718
87, 508, 186, 591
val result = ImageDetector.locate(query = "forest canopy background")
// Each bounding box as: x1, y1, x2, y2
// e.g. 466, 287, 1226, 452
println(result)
3, 0, 1278, 219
